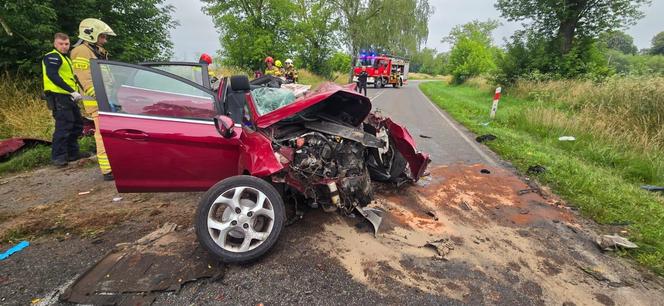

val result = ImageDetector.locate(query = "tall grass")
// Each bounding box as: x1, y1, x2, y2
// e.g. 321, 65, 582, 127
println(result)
510, 77, 664, 154
0, 73, 53, 140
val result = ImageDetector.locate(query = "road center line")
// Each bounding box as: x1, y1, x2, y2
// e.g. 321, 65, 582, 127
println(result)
415, 85, 498, 166
370, 90, 385, 101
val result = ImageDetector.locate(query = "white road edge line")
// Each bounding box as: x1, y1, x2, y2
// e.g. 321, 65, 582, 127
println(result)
370, 90, 385, 101
416, 85, 498, 166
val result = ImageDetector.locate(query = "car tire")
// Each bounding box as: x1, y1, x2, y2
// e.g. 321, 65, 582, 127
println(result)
374, 78, 380, 88
195, 175, 285, 264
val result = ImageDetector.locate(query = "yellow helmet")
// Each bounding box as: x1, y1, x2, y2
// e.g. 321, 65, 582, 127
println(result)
78, 18, 116, 43
275, 60, 283, 68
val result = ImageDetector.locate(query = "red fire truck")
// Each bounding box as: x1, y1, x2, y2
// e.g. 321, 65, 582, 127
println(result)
353, 55, 409, 88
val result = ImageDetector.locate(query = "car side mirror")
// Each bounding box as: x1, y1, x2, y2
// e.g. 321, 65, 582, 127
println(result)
214, 115, 236, 138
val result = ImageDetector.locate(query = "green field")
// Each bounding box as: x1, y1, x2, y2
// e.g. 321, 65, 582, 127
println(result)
420, 80, 664, 275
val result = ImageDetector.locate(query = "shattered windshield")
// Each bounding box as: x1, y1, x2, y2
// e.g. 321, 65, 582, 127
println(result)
251, 87, 297, 115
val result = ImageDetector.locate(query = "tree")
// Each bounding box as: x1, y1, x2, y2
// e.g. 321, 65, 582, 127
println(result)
0, 1, 57, 74
651, 31, 664, 55
599, 31, 638, 54
445, 20, 499, 83
328, 51, 351, 73
290, 0, 340, 76
204, 0, 296, 70
496, 0, 650, 55
331, 0, 433, 80
0, 0, 176, 75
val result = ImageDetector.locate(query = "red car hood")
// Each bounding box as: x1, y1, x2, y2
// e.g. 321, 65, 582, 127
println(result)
255, 82, 371, 129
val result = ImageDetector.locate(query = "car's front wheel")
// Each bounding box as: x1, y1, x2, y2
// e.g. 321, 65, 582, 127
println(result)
195, 175, 285, 264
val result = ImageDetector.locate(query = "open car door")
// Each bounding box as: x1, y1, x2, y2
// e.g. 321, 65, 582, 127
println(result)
90, 60, 240, 192
139, 62, 211, 89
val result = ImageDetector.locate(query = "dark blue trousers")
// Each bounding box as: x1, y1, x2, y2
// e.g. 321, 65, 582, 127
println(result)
48, 93, 83, 162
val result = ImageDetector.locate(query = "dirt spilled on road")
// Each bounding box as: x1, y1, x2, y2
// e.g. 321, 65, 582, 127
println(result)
315, 164, 664, 305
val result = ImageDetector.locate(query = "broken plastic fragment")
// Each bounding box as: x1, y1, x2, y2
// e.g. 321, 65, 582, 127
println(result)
558, 136, 576, 141
596, 234, 638, 251
0, 240, 29, 260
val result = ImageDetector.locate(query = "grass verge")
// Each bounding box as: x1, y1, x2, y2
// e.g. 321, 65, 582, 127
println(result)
0, 137, 96, 176
420, 81, 664, 275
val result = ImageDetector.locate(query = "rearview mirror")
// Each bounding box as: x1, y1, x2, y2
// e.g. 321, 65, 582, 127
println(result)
214, 115, 236, 138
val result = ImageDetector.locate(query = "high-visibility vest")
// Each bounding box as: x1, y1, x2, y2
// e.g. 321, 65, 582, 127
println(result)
42, 50, 78, 94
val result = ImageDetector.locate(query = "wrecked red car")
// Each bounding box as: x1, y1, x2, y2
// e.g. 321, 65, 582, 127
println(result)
90, 60, 430, 263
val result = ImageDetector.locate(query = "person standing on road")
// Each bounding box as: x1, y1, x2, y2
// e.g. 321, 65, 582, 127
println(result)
70, 18, 116, 181
357, 66, 368, 96
42, 33, 89, 167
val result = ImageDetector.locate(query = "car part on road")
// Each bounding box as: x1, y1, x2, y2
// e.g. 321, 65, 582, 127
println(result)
355, 206, 384, 236
480, 169, 491, 174
0, 240, 29, 261
419, 134, 432, 139
196, 175, 285, 264
61, 223, 222, 304
596, 234, 638, 251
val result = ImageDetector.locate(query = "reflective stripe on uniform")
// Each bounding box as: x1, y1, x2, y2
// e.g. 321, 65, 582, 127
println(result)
71, 57, 90, 70
83, 99, 98, 107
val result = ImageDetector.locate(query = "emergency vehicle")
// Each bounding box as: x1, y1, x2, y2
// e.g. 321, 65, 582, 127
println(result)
353, 54, 409, 88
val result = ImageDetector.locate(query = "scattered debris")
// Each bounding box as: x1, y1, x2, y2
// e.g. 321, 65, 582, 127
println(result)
0, 240, 29, 260
423, 238, 454, 260
425, 210, 439, 221
641, 185, 664, 193
61, 223, 223, 305
112, 196, 123, 202
596, 234, 638, 251
579, 266, 610, 282
527, 165, 546, 175
519, 208, 530, 215
77, 191, 90, 196
558, 136, 576, 141
480, 169, 491, 174
475, 134, 497, 143
479, 122, 490, 126
459, 201, 472, 211
419, 134, 432, 139
517, 188, 540, 196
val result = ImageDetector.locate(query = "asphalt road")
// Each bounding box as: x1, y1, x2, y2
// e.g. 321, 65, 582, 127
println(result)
366, 80, 498, 166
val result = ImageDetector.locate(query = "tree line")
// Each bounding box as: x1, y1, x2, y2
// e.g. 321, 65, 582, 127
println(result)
409, 0, 664, 84
202, 0, 433, 77
0, 0, 176, 76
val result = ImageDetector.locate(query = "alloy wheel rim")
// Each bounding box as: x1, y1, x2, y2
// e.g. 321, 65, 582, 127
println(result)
207, 186, 275, 253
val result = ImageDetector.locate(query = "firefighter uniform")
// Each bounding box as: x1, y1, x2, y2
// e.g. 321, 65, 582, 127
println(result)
285, 67, 298, 83
264, 66, 282, 77
71, 41, 112, 176
42, 49, 83, 164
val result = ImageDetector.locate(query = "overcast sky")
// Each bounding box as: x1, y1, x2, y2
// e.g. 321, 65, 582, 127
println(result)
165, 0, 664, 61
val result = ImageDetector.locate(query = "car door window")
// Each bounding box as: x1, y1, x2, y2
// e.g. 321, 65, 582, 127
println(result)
98, 63, 216, 120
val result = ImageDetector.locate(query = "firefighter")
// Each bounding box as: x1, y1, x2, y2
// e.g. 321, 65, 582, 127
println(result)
42, 33, 90, 167
199, 53, 216, 78
357, 66, 368, 96
274, 60, 284, 76
284, 58, 298, 83
264, 56, 281, 76
70, 18, 116, 181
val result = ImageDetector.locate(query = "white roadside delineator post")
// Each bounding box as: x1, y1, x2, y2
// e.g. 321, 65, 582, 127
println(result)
490, 87, 502, 119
